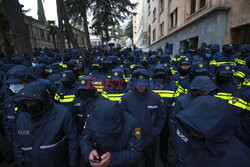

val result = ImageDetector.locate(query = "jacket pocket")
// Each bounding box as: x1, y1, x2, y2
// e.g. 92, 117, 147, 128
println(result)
39, 136, 68, 167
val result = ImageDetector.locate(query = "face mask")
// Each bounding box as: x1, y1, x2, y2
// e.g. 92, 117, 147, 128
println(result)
32, 62, 39, 67
180, 68, 190, 76
216, 76, 231, 84
62, 80, 74, 89
20, 101, 44, 120
9, 84, 24, 94
77, 89, 96, 100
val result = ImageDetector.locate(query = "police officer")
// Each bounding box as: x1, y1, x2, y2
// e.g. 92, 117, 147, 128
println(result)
54, 70, 78, 108
209, 44, 237, 78
173, 48, 189, 70
2, 65, 28, 143
178, 57, 191, 80
120, 69, 165, 167
67, 59, 84, 79
88, 59, 107, 93
72, 76, 103, 136
178, 61, 208, 94
13, 82, 79, 167
215, 64, 237, 94
150, 64, 180, 167
234, 55, 250, 89
102, 68, 128, 102
172, 95, 250, 167
80, 99, 141, 167
46, 63, 63, 88
235, 44, 250, 69
168, 76, 218, 165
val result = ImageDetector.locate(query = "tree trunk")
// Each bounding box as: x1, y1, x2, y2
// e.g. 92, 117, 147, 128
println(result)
81, 0, 91, 50
52, 35, 57, 49
56, 0, 65, 53
104, 24, 110, 42
3, 0, 33, 57
59, 0, 79, 49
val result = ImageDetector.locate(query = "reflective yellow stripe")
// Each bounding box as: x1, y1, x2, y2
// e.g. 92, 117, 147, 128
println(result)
228, 97, 247, 110
209, 60, 217, 65
153, 90, 178, 98
97, 89, 103, 92
171, 70, 178, 75
95, 86, 104, 89
153, 90, 175, 94
216, 92, 232, 96
173, 57, 182, 62
108, 93, 125, 97
108, 97, 122, 101
214, 95, 232, 100
130, 64, 135, 69
54, 93, 60, 101
101, 91, 109, 99
246, 104, 250, 111
63, 95, 75, 98
79, 75, 85, 78
209, 60, 236, 67
101, 91, 124, 101
59, 63, 67, 68
243, 78, 250, 86
235, 58, 246, 65
14, 107, 18, 114
237, 83, 242, 90
234, 71, 245, 78
215, 93, 248, 110
217, 61, 236, 67
177, 85, 185, 94
59, 98, 74, 103
55, 94, 75, 103
107, 75, 111, 78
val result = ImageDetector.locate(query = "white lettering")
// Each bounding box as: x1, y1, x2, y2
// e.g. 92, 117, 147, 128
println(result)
17, 130, 30, 135
148, 106, 158, 109
176, 129, 188, 143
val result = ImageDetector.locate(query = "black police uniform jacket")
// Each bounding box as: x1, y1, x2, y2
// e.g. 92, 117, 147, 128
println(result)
121, 88, 166, 148
13, 82, 79, 167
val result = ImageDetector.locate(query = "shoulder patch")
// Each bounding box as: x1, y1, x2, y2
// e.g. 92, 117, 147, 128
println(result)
134, 128, 141, 140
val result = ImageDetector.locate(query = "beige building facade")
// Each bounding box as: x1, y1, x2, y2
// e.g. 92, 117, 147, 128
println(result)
24, 15, 86, 50
134, 0, 250, 55
133, 0, 149, 48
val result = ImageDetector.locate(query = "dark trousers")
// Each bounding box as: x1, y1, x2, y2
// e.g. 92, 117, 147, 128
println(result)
142, 139, 156, 167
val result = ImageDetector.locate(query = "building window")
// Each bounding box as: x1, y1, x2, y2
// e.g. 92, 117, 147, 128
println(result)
148, 4, 151, 16
170, 13, 174, 28
153, 8, 156, 22
160, 22, 164, 37
200, 0, 206, 8
40, 29, 45, 40
47, 32, 51, 41
153, 29, 156, 41
159, 0, 164, 13
175, 8, 178, 26
191, 0, 196, 15
170, 8, 178, 28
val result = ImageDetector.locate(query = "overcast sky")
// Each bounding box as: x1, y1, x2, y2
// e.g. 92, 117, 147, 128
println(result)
18, 0, 134, 29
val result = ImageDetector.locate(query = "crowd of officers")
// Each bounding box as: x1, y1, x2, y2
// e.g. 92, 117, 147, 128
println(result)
0, 42, 250, 167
